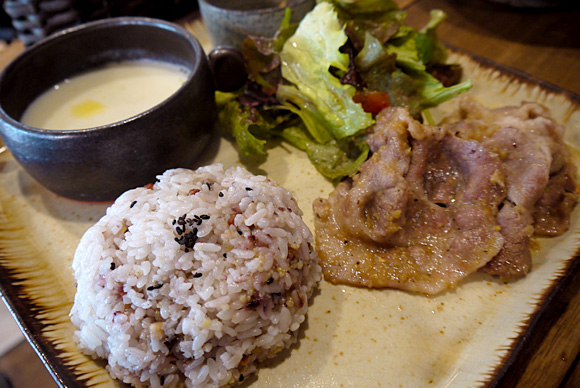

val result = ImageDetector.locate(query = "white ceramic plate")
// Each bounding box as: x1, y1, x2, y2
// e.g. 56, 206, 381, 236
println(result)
1, 47, 579, 388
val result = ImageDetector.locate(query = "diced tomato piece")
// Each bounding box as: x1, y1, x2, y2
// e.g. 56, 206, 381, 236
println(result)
353, 90, 391, 115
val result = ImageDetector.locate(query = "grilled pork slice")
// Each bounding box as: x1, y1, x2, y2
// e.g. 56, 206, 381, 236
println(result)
314, 97, 577, 295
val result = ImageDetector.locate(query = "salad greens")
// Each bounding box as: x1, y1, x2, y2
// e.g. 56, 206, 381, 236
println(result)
277, 2, 374, 143
217, 0, 472, 181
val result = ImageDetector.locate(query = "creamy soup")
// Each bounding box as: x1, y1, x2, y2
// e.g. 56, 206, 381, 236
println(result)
21, 60, 190, 130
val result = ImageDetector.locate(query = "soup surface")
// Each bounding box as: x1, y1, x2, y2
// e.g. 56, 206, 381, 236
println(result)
21, 60, 190, 130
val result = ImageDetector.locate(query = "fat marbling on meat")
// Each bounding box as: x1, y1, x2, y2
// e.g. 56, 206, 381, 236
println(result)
313, 97, 578, 295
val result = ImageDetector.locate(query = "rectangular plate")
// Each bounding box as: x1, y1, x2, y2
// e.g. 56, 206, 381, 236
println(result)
1, 47, 580, 388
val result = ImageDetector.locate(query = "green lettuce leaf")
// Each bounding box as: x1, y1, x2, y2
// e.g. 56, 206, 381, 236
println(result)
406, 69, 473, 109
218, 94, 368, 180
277, 2, 374, 140
381, 10, 472, 110
218, 99, 267, 156
280, 126, 369, 180
420, 9, 448, 65
217, 94, 290, 157
241, 8, 298, 92
276, 84, 335, 144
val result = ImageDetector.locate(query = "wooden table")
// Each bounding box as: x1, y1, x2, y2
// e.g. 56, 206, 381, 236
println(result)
403, 0, 580, 95
1, 1, 579, 387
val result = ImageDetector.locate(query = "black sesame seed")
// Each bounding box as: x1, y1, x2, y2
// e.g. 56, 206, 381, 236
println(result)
193, 273, 203, 278
130, 201, 137, 208
174, 217, 200, 250
239, 374, 244, 382
246, 299, 261, 308
223, 253, 227, 258
110, 262, 116, 270
147, 283, 163, 291
205, 182, 212, 190
218, 192, 224, 197
237, 230, 243, 235
160, 375, 165, 386
172, 220, 176, 225
245, 187, 252, 191
266, 277, 274, 285
183, 231, 198, 250
200, 214, 210, 220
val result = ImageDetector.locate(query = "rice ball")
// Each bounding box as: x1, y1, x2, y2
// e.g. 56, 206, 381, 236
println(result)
70, 164, 321, 388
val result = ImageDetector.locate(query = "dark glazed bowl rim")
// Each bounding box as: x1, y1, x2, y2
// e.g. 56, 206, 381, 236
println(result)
198, 0, 314, 14
0, 15, 217, 202
0, 16, 203, 135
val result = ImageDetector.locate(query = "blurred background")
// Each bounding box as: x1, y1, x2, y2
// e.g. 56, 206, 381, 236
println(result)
0, 2, 15, 42
1, 0, 200, 46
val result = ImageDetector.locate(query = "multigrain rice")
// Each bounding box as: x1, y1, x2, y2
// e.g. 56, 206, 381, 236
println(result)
70, 164, 321, 388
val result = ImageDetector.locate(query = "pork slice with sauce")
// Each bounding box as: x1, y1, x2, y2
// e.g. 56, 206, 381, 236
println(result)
314, 106, 506, 295
457, 98, 577, 278
313, 97, 578, 294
